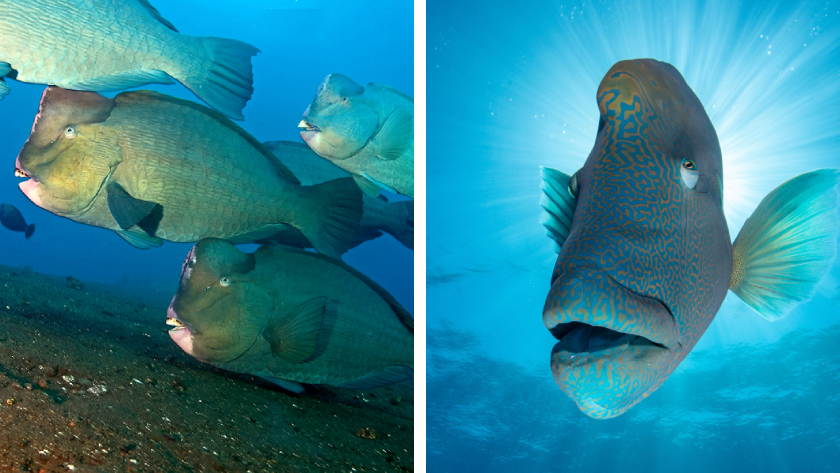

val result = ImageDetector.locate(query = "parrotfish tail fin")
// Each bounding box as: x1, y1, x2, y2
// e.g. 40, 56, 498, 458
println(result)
179, 37, 259, 120
0, 62, 10, 100
730, 169, 840, 320
385, 200, 414, 250
298, 178, 364, 259
24, 224, 35, 240
539, 167, 578, 253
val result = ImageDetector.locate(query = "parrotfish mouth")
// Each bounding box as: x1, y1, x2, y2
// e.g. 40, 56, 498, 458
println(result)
297, 119, 320, 133
166, 306, 194, 355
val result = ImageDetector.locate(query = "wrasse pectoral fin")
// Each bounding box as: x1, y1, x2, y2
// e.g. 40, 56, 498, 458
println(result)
263, 296, 330, 364
372, 106, 413, 160
731, 168, 840, 320
539, 167, 578, 253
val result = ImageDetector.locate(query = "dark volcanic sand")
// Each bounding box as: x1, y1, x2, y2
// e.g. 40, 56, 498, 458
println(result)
0, 264, 413, 472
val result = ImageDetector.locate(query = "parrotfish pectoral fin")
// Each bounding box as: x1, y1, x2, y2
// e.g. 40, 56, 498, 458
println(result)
263, 297, 329, 364
730, 169, 840, 320
114, 229, 164, 249
338, 365, 413, 390
259, 376, 305, 394
539, 167, 578, 253
106, 182, 160, 230
353, 174, 382, 198
372, 106, 413, 161
24, 224, 35, 240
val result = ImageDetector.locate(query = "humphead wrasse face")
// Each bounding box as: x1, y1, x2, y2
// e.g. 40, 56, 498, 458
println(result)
544, 59, 732, 418
167, 239, 271, 363
298, 73, 380, 160
15, 87, 119, 216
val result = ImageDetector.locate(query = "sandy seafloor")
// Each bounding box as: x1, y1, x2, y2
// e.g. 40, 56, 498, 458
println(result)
0, 263, 413, 472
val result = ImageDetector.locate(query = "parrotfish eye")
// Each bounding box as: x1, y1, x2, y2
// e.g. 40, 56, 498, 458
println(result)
568, 172, 579, 198
219, 277, 231, 287
341, 97, 348, 103
680, 158, 699, 189
64, 126, 77, 139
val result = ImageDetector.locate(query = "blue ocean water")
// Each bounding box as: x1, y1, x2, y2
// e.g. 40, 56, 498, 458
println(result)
0, 0, 414, 312
428, 0, 840, 471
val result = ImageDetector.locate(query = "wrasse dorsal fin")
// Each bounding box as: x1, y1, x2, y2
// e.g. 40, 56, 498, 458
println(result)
371, 106, 413, 161
539, 167, 578, 253
731, 168, 840, 320
106, 182, 160, 230
263, 297, 329, 364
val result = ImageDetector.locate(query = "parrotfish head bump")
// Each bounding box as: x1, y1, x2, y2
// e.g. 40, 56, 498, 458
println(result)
15, 87, 117, 216
544, 59, 732, 418
168, 239, 270, 363
299, 74, 379, 160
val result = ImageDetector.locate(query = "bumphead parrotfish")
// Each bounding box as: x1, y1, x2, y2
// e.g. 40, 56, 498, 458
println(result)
540, 59, 840, 419
15, 87, 362, 259
166, 238, 414, 392
263, 140, 414, 250
0, 204, 35, 239
0, 0, 258, 119
298, 74, 414, 198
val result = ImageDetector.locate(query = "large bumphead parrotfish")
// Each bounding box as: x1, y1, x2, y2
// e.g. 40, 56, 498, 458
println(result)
15, 86, 362, 259
540, 59, 840, 419
263, 141, 414, 250
0, 0, 258, 119
298, 74, 414, 199
166, 238, 414, 392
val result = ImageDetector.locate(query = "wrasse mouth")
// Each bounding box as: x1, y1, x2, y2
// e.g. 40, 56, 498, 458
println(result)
297, 120, 320, 132
166, 317, 186, 331
550, 322, 667, 354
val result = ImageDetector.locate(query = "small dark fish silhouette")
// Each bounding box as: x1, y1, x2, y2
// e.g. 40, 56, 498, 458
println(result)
0, 204, 35, 239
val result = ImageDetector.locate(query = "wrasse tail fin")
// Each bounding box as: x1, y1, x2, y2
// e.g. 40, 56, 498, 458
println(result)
730, 168, 840, 320
178, 37, 259, 120
539, 167, 578, 253
297, 178, 363, 259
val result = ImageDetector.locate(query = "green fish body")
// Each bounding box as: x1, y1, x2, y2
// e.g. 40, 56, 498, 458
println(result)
263, 140, 414, 250
15, 87, 362, 259
0, 0, 258, 119
299, 74, 414, 198
540, 59, 840, 419
167, 238, 414, 392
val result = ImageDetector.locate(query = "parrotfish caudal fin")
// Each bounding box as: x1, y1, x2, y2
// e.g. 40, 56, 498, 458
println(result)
385, 200, 414, 250
298, 178, 364, 259
539, 167, 578, 253
730, 169, 840, 320
24, 224, 35, 240
177, 37, 259, 120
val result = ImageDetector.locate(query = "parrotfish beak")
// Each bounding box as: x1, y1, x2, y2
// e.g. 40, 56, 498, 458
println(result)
14, 156, 43, 208
543, 265, 680, 418
166, 305, 194, 355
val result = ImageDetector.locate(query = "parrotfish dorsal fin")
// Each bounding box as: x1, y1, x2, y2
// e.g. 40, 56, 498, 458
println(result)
136, 0, 179, 32
115, 91, 301, 185
730, 168, 840, 320
539, 167, 578, 253
263, 297, 329, 363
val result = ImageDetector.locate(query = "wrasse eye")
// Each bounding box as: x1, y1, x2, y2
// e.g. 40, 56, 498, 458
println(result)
64, 126, 76, 138
680, 158, 699, 189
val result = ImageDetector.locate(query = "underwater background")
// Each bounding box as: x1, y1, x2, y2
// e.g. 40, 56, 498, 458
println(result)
427, 0, 840, 472
0, 0, 414, 312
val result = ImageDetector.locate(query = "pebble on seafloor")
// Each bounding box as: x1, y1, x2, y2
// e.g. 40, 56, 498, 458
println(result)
354, 428, 379, 440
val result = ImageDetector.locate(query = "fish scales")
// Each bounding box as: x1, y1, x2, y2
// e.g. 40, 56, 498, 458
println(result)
0, 0, 258, 119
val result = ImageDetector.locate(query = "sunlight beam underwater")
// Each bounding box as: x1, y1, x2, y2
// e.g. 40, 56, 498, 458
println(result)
539, 58, 840, 419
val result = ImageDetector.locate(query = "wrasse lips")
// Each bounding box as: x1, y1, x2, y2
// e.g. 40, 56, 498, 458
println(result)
550, 321, 666, 355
